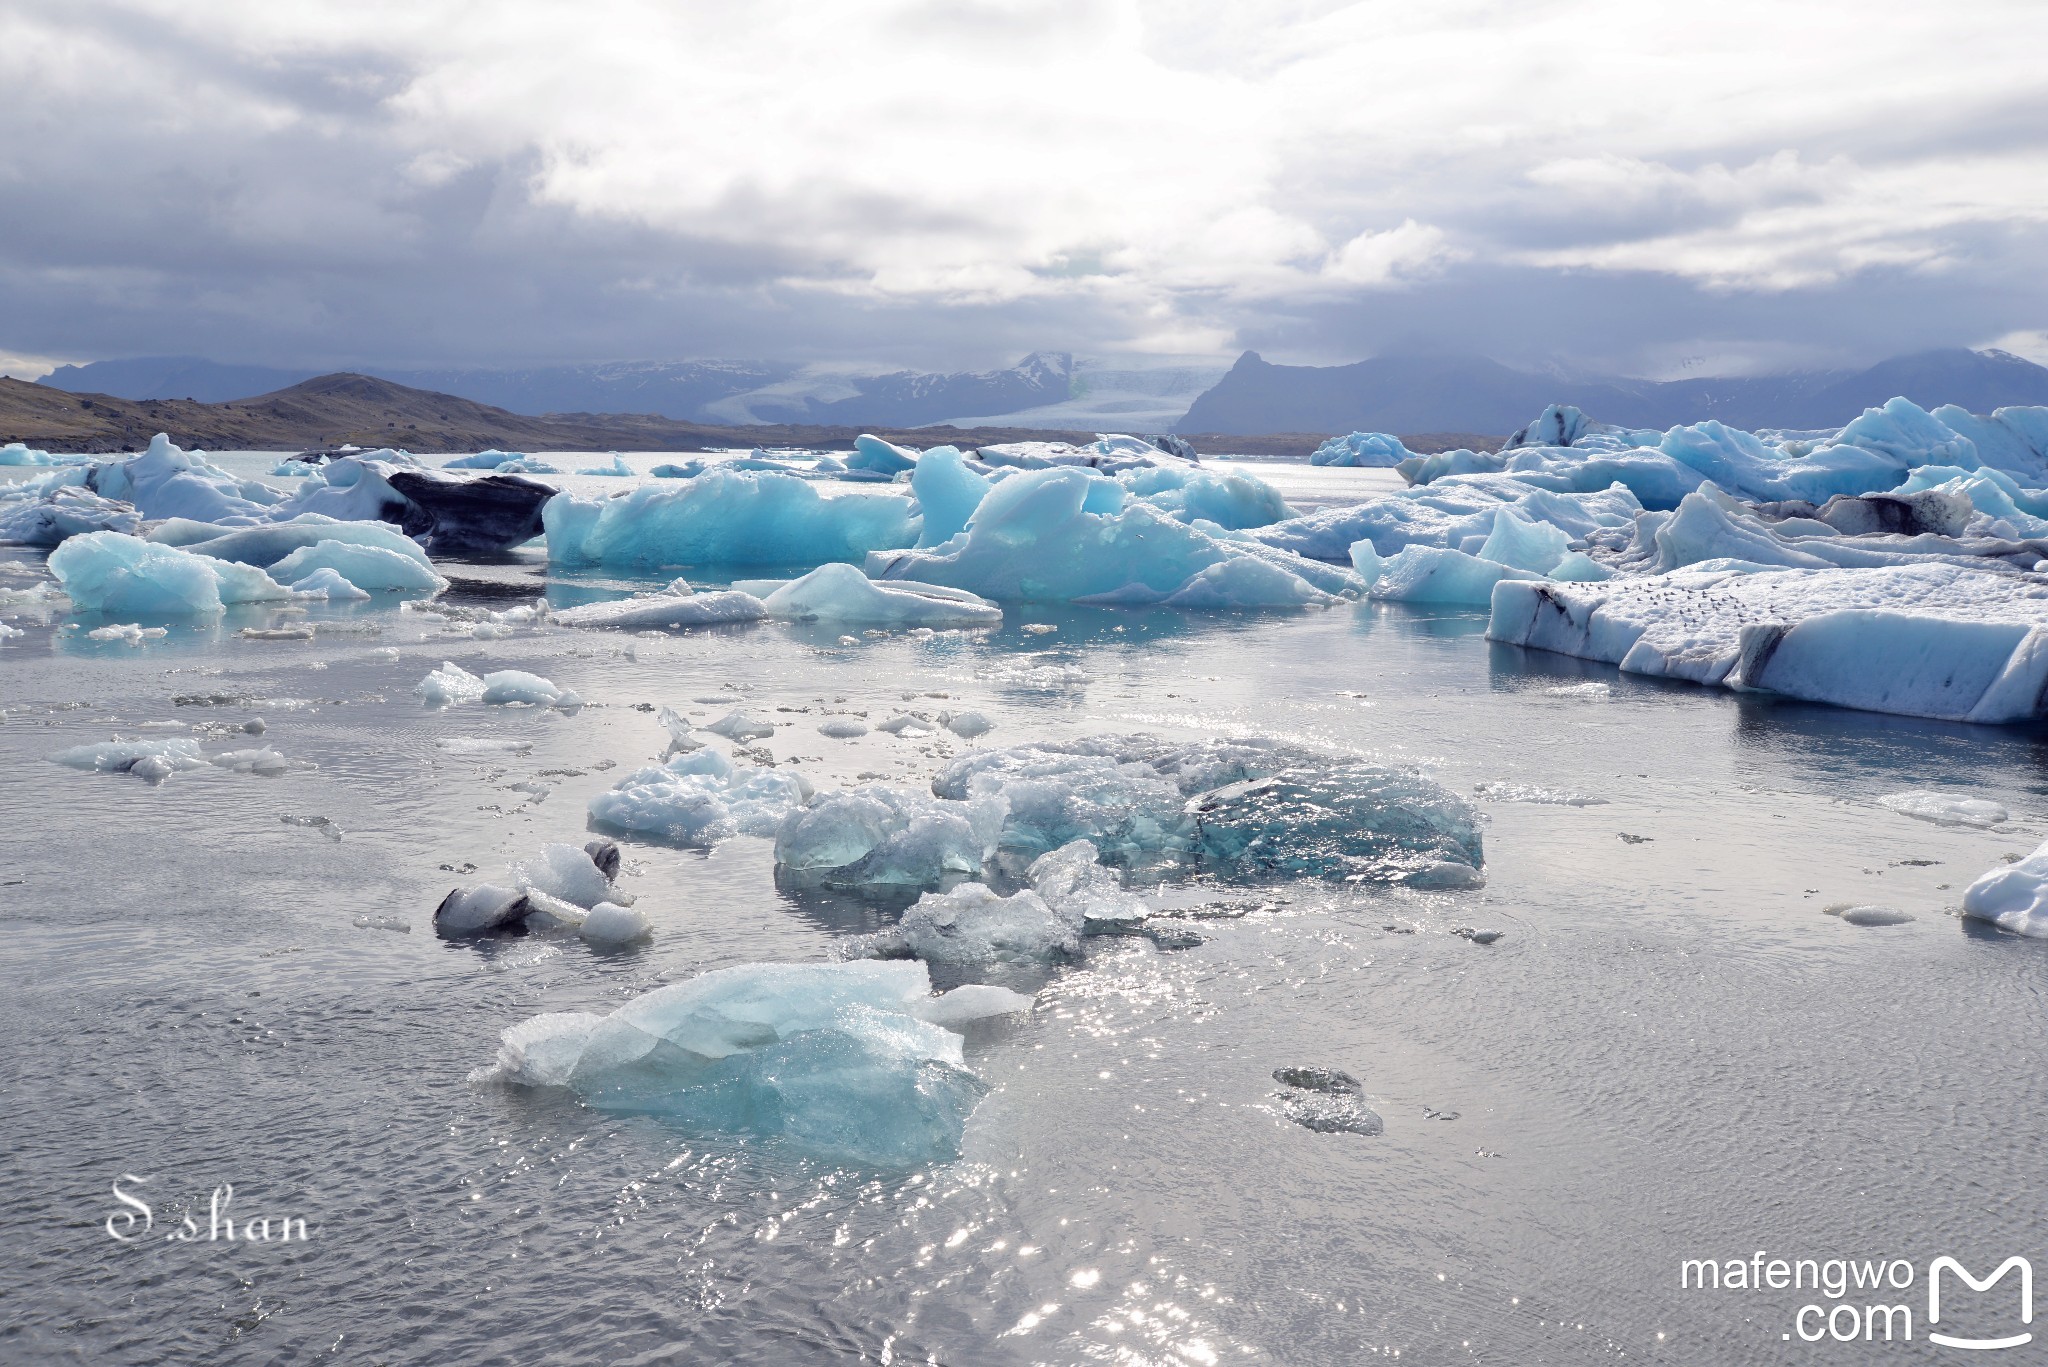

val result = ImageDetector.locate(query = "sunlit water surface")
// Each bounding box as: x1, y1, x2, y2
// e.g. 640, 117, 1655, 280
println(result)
2, 457, 2043, 1365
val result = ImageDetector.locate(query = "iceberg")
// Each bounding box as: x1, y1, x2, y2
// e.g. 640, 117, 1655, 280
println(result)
577, 455, 635, 477
550, 579, 769, 630
152, 515, 438, 574
1025, 838, 1147, 932
1961, 840, 2048, 938
1311, 432, 1412, 468
49, 532, 292, 615
589, 749, 815, 845
930, 734, 1484, 884
544, 468, 919, 568
1258, 478, 1643, 563
274, 457, 554, 554
88, 434, 284, 524
867, 465, 1349, 607
0, 485, 142, 545
1489, 563, 2048, 722
848, 434, 921, 475
417, 661, 488, 706
267, 540, 448, 594
910, 447, 995, 547
482, 959, 1016, 1165
890, 883, 1083, 971
774, 785, 1007, 888
480, 670, 578, 708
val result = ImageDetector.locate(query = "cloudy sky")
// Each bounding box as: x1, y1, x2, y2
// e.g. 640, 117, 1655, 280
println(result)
3, 0, 2046, 379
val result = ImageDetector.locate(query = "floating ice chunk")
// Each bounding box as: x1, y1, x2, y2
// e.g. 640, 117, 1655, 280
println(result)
0, 442, 69, 466
480, 670, 575, 708
578, 901, 651, 945
1259, 480, 1644, 562
1311, 432, 1411, 467
849, 434, 920, 475
551, 578, 768, 630
435, 884, 531, 935
85, 623, 168, 644
442, 449, 527, 470
704, 710, 775, 741
290, 567, 371, 601
754, 564, 1003, 627
1826, 904, 1915, 927
589, 749, 815, 845
49, 531, 291, 615
942, 710, 994, 739
875, 713, 931, 736
544, 468, 918, 567
896, 883, 1082, 970
0, 623, 24, 640
1961, 839, 2048, 937
1476, 507, 1570, 574
577, 455, 635, 477
152, 514, 436, 571
417, 661, 487, 706
513, 842, 621, 909
1543, 682, 1612, 699
482, 958, 989, 1166
51, 736, 206, 780
1489, 565, 2048, 723
0, 485, 142, 545
210, 746, 291, 775
819, 717, 870, 738
1026, 839, 1147, 932
868, 465, 1347, 606
1878, 791, 2008, 828
269, 539, 448, 594
934, 734, 1484, 884
89, 434, 280, 523
774, 786, 1006, 888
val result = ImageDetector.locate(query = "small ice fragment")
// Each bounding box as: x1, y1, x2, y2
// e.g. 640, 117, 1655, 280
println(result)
874, 714, 930, 736
210, 746, 290, 775
290, 567, 371, 601
418, 661, 486, 706
704, 710, 775, 741
578, 901, 651, 946
818, 717, 870, 738
1542, 682, 1612, 700
1878, 791, 2008, 828
512, 842, 621, 909
941, 710, 994, 739
352, 914, 410, 933
1454, 927, 1504, 945
838, 635, 860, 646
1825, 904, 1915, 927
510, 781, 551, 803
479, 670, 569, 707
240, 626, 315, 641
1962, 839, 2048, 936
281, 814, 342, 841
85, 623, 168, 644
436, 737, 534, 755
911, 983, 1034, 1028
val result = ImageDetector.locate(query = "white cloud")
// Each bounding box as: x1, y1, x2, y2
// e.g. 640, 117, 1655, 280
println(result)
1, 0, 2045, 366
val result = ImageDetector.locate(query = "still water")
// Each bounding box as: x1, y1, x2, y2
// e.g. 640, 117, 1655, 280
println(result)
2, 458, 2043, 1365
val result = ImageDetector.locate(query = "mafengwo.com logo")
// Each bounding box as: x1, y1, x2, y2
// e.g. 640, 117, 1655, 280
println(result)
1679, 1251, 2032, 1349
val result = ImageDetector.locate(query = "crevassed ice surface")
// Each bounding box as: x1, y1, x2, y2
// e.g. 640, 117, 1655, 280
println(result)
3, 454, 2047, 1365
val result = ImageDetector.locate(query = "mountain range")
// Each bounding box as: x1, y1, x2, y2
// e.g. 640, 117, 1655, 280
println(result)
29, 345, 2048, 440
1174, 348, 2048, 435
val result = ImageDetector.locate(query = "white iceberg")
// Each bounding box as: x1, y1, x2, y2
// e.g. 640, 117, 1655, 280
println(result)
48, 532, 291, 615
1311, 432, 1412, 467
1962, 840, 2048, 937
1489, 563, 2048, 722
589, 749, 816, 845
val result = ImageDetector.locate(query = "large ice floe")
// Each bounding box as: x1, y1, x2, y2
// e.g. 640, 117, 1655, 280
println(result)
479, 959, 1027, 1165
544, 468, 919, 567
1961, 840, 2048, 938
1488, 564, 2048, 722
774, 734, 1482, 891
